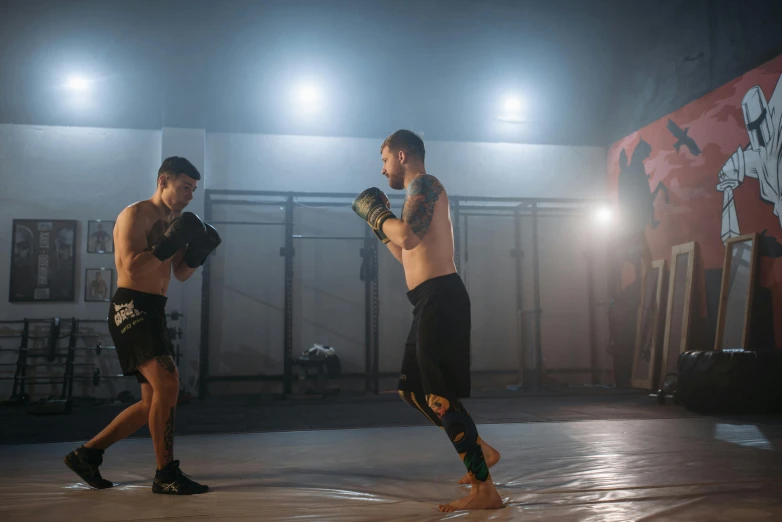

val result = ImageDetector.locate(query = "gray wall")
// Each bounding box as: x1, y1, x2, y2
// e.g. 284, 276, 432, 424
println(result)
0, 123, 608, 399
0, 124, 161, 400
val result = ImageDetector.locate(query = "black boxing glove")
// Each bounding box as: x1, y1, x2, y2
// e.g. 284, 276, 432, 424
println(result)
184, 223, 222, 268
149, 212, 207, 262
352, 188, 395, 244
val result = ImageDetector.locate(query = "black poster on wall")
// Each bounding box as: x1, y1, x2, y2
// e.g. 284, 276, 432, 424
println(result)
9, 219, 77, 302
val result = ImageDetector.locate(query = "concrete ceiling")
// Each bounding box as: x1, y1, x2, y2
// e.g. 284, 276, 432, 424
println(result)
0, 0, 768, 146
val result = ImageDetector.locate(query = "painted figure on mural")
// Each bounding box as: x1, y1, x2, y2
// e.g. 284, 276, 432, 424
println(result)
716, 74, 782, 257
614, 138, 669, 289
617, 138, 670, 233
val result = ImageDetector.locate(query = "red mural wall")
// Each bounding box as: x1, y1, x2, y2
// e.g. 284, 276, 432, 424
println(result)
607, 53, 782, 349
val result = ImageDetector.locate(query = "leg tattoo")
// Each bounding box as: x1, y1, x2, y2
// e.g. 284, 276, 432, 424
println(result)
428, 394, 489, 482
399, 390, 442, 426
156, 356, 176, 374
163, 407, 175, 464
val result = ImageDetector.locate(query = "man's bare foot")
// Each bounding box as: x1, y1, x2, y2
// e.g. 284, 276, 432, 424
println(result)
458, 441, 500, 485
438, 479, 503, 512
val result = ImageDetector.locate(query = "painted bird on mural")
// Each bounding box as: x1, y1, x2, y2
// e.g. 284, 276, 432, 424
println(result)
667, 119, 702, 156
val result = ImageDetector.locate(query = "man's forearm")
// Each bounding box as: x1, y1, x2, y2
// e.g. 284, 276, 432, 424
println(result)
175, 264, 198, 282
173, 252, 198, 282
386, 241, 403, 263
381, 218, 420, 250
127, 249, 195, 281
128, 251, 163, 276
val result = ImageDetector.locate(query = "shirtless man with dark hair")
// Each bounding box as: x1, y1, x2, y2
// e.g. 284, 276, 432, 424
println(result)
64, 156, 221, 495
353, 130, 503, 512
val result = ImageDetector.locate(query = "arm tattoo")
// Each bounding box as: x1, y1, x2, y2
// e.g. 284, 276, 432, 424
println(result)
402, 175, 444, 240
156, 355, 177, 374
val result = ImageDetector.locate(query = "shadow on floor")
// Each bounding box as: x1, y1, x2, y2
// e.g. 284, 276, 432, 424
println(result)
0, 386, 714, 445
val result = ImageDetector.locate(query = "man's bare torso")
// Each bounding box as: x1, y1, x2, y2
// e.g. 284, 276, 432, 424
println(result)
115, 201, 176, 296
401, 183, 457, 290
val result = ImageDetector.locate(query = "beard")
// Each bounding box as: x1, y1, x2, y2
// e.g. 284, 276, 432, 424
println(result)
388, 172, 405, 190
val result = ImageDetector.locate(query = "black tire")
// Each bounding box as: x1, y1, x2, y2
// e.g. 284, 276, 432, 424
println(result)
677, 350, 782, 414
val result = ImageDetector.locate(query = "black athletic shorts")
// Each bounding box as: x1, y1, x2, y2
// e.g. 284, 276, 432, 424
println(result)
108, 287, 174, 383
399, 273, 471, 399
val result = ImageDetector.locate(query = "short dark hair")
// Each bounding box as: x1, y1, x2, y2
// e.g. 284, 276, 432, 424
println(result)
158, 156, 201, 181
381, 130, 425, 162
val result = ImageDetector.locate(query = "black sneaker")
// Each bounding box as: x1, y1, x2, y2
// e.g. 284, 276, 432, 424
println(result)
64, 446, 114, 489
152, 460, 209, 495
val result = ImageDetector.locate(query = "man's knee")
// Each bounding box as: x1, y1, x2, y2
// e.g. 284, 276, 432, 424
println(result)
156, 374, 179, 403
138, 357, 179, 401
144, 372, 179, 406
399, 389, 424, 407
399, 390, 442, 426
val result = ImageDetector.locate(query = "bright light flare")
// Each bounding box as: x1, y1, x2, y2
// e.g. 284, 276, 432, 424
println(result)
498, 95, 526, 123
298, 85, 319, 104
595, 206, 613, 225
65, 76, 91, 91
504, 97, 522, 112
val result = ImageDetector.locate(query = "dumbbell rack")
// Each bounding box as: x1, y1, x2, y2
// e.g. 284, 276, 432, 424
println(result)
0, 319, 29, 400
0, 313, 185, 413
0, 318, 92, 413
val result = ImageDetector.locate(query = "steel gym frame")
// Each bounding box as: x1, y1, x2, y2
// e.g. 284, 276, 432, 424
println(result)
199, 190, 611, 400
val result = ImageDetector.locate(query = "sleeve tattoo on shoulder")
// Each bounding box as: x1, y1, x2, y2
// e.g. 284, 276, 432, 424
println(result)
402, 175, 444, 240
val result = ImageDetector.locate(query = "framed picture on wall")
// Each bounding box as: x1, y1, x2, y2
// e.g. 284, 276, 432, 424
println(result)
87, 220, 115, 253
9, 219, 77, 302
85, 268, 114, 302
